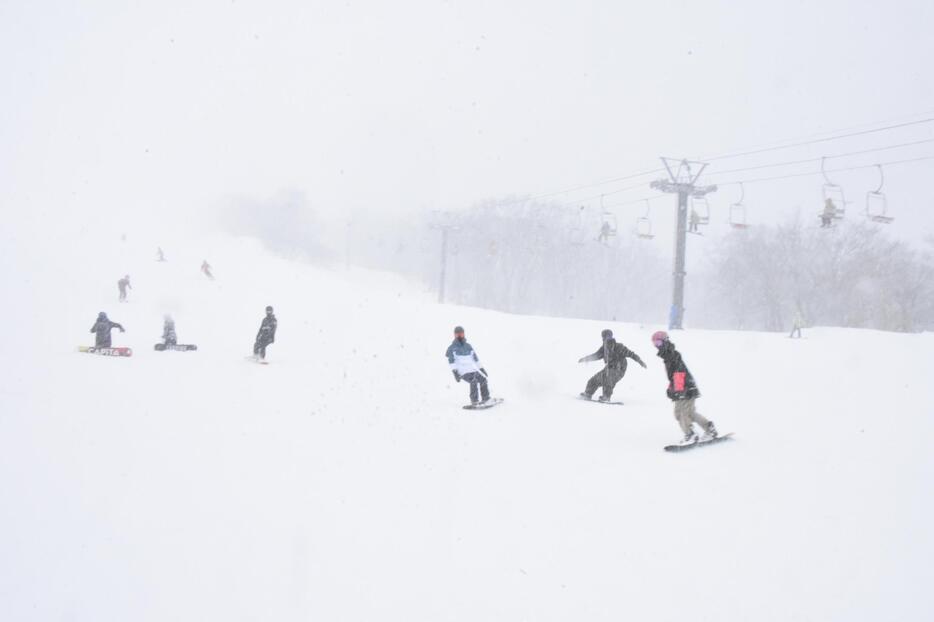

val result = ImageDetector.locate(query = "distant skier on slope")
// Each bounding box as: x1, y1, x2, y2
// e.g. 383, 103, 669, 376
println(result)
578, 329, 646, 402
162, 315, 177, 346
253, 306, 277, 360
446, 325, 491, 406
117, 275, 132, 302
157, 247, 166, 262
90, 312, 125, 347
651, 330, 717, 445
789, 309, 804, 339
201, 260, 214, 280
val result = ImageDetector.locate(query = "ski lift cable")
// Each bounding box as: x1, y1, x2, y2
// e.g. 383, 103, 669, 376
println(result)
698, 107, 934, 161
714, 154, 934, 187
702, 138, 934, 177
701, 117, 934, 162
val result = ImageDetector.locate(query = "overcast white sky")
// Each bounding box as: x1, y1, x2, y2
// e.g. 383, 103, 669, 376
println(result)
2, 0, 933, 244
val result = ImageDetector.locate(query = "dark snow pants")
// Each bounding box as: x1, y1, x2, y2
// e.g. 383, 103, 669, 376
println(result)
462, 371, 490, 404
254, 338, 272, 359
584, 366, 625, 399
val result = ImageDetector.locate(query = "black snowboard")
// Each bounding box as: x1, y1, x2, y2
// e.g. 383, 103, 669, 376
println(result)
154, 343, 198, 351
463, 398, 504, 410
664, 433, 734, 453
577, 395, 624, 406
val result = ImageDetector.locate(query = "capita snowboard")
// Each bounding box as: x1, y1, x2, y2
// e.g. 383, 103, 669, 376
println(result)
664, 432, 734, 453
463, 398, 504, 410
154, 343, 198, 351
577, 395, 624, 406
79, 346, 133, 357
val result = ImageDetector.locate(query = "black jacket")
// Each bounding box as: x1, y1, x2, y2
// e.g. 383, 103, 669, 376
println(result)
255, 314, 277, 344
656, 340, 700, 401
580, 338, 644, 373
90, 318, 124, 347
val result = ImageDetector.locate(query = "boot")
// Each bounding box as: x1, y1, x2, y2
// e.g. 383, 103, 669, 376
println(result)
680, 431, 698, 446
579, 392, 592, 400
597, 394, 610, 402
701, 421, 718, 441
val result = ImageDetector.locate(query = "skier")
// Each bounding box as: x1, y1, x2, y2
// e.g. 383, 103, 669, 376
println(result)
117, 275, 131, 302
253, 306, 277, 360
789, 309, 804, 339
578, 329, 646, 401
820, 198, 837, 228
90, 312, 125, 347
162, 315, 177, 346
157, 247, 166, 262
689, 208, 700, 233
445, 325, 491, 405
651, 330, 717, 444
201, 260, 214, 280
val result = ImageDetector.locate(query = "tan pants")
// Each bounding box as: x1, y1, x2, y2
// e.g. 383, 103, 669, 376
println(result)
673, 399, 710, 436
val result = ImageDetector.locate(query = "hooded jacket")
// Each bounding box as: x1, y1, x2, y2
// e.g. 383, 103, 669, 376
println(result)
256, 313, 277, 345
90, 315, 124, 347
446, 338, 483, 375
656, 340, 700, 401
580, 338, 644, 373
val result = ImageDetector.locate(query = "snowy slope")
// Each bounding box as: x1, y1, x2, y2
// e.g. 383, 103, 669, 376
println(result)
1, 232, 933, 622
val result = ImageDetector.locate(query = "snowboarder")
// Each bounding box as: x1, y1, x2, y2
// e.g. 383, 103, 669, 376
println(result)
578, 329, 646, 401
117, 275, 131, 302
201, 260, 214, 280
445, 325, 491, 405
156, 247, 166, 262
90, 312, 125, 347
820, 198, 837, 228
162, 315, 177, 346
651, 330, 717, 444
253, 306, 277, 360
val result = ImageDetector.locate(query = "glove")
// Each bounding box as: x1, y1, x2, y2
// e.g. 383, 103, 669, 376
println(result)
577, 357, 585, 363
119, 327, 126, 333
639, 360, 647, 368
480, 368, 488, 377
452, 370, 461, 383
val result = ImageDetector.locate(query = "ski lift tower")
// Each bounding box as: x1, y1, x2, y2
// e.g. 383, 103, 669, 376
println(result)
429, 212, 459, 304
650, 158, 717, 330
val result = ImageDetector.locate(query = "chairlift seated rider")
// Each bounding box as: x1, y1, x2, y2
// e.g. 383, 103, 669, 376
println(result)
820, 198, 837, 228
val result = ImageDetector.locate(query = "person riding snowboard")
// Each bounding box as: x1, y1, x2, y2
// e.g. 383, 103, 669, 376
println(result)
117, 275, 132, 302
578, 329, 646, 401
651, 330, 717, 444
253, 306, 277, 360
90, 312, 125, 347
162, 315, 177, 346
445, 325, 491, 405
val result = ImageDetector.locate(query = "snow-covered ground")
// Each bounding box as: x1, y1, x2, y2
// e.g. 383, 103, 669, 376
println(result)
2, 232, 933, 621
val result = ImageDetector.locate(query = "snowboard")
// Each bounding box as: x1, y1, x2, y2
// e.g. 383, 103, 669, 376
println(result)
154, 343, 198, 351
78, 346, 133, 357
577, 395, 624, 406
245, 355, 270, 365
664, 432, 734, 453
463, 398, 503, 410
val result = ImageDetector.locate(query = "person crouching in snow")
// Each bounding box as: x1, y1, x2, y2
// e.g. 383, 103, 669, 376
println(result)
651, 330, 717, 444
578, 328, 646, 401
445, 325, 490, 405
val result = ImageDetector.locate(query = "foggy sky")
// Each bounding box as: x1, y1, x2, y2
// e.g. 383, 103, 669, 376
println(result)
2, 0, 933, 245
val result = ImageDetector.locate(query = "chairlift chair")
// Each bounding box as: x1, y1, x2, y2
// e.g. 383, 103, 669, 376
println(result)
729, 183, 750, 230
820, 156, 846, 220
866, 164, 894, 224
636, 200, 655, 239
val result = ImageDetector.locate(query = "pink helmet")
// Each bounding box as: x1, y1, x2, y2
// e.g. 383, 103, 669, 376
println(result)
651, 330, 669, 347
